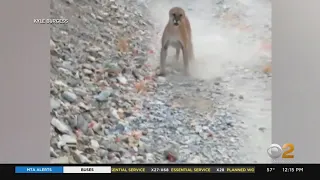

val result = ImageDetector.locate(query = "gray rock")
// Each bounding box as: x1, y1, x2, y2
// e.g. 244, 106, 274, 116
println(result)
57, 140, 66, 150
50, 147, 59, 158
62, 91, 77, 103
50, 39, 56, 49
58, 68, 71, 77
187, 156, 201, 163
78, 102, 90, 111
92, 123, 102, 133
114, 123, 125, 133
110, 5, 118, 10
94, 88, 113, 102
90, 139, 100, 150
82, 63, 95, 70
131, 156, 137, 161
87, 128, 95, 136
121, 158, 132, 163
110, 108, 120, 120
66, 77, 80, 87
97, 149, 108, 158
82, 112, 92, 121
50, 98, 60, 110
157, 76, 166, 83
84, 146, 95, 154
67, 116, 77, 129
105, 63, 121, 75
107, 157, 121, 164
107, 152, 116, 159
61, 134, 77, 147
83, 69, 93, 75
51, 118, 71, 134
77, 114, 89, 132
133, 146, 138, 153
136, 156, 145, 163
145, 153, 154, 162
71, 150, 91, 164
117, 75, 128, 84
87, 55, 96, 62
51, 156, 69, 164
103, 142, 120, 152
61, 61, 74, 71
87, 46, 102, 52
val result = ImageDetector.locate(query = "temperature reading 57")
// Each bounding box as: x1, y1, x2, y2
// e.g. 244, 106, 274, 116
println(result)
267, 143, 295, 159
267, 168, 275, 173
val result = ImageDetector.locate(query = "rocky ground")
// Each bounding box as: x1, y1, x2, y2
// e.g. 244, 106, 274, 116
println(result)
50, 0, 271, 164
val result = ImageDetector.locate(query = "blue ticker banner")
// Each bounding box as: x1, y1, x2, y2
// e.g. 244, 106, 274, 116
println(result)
15, 166, 64, 173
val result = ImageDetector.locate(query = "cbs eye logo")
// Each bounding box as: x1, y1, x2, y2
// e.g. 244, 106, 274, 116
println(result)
267, 143, 295, 159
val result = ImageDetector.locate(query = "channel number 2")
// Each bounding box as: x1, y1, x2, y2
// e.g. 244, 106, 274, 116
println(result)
282, 143, 294, 158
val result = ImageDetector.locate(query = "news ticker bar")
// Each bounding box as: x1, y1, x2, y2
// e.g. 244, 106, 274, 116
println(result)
14, 166, 255, 174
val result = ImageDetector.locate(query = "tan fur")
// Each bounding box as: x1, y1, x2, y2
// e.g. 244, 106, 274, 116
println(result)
159, 7, 195, 76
